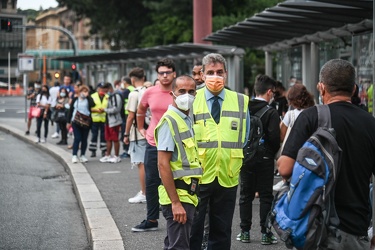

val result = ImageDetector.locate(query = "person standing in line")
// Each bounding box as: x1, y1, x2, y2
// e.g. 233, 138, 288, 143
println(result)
192, 60, 205, 90
67, 85, 95, 163
55, 87, 70, 145
100, 83, 123, 163
25, 81, 41, 135
190, 53, 250, 250
35, 85, 52, 143
60, 75, 75, 99
155, 75, 202, 250
120, 76, 134, 158
131, 58, 176, 232
237, 75, 280, 245
50, 81, 61, 139
88, 83, 109, 158
123, 67, 147, 204
278, 59, 375, 250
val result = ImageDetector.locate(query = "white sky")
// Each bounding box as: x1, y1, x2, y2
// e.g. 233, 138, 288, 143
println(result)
17, 0, 58, 10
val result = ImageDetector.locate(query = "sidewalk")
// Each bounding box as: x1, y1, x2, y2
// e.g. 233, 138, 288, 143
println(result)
0, 118, 285, 250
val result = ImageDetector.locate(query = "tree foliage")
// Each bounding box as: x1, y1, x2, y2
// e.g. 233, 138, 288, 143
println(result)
55, 0, 282, 84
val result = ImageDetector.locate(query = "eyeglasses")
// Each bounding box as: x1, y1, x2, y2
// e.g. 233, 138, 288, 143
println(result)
157, 71, 174, 76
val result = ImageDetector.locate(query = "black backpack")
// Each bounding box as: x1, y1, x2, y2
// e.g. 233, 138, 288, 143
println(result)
243, 105, 271, 165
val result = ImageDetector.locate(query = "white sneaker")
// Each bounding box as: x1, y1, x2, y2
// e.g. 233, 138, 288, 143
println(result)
72, 155, 78, 163
128, 191, 146, 204
109, 156, 121, 163
40, 138, 46, 143
51, 132, 59, 139
100, 155, 112, 163
80, 155, 88, 163
273, 180, 285, 192
35, 138, 40, 143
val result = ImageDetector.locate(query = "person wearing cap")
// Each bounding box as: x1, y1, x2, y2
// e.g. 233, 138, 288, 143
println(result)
88, 83, 109, 157
25, 81, 41, 135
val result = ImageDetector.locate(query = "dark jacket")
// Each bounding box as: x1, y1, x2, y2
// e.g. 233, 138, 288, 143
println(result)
249, 99, 280, 157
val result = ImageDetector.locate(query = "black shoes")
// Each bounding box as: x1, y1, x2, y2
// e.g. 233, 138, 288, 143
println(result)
25, 131, 30, 135
56, 140, 67, 145
90, 151, 96, 158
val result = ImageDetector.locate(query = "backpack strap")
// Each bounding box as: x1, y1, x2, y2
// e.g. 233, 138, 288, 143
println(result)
254, 105, 271, 118
317, 105, 332, 128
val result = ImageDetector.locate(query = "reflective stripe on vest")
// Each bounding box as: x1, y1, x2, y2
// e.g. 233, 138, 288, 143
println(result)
91, 92, 108, 122
194, 93, 245, 150
164, 114, 203, 179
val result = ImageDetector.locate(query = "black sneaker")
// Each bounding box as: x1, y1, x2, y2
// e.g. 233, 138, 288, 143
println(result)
25, 131, 30, 135
131, 220, 158, 232
90, 151, 96, 158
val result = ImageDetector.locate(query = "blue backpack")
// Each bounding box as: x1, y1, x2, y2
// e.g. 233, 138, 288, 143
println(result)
269, 105, 342, 250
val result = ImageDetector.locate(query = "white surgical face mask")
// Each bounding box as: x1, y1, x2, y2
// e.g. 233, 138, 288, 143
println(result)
60, 92, 66, 97
173, 92, 195, 111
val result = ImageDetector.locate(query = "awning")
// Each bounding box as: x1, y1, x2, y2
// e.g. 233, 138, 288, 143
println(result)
205, 0, 373, 51
53, 43, 245, 63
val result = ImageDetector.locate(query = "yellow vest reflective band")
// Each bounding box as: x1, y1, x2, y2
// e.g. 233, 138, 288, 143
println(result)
193, 89, 248, 187
91, 92, 108, 122
124, 85, 135, 115
155, 109, 202, 206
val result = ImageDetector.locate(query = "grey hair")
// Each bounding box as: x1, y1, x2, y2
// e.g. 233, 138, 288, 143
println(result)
202, 53, 227, 72
319, 59, 355, 96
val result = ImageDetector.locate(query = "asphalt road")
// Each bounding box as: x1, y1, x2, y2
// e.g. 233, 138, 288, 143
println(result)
0, 96, 288, 250
0, 129, 89, 249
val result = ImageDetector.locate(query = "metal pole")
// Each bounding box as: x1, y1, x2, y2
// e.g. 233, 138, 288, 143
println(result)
8, 51, 11, 95
23, 73, 27, 122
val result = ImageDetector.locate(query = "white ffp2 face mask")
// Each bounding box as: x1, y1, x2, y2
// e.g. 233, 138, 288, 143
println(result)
173, 93, 195, 111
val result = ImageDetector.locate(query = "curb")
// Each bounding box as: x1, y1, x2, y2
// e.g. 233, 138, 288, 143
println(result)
0, 123, 125, 250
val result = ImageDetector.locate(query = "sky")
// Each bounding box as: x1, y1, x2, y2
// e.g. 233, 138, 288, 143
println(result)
17, 0, 58, 10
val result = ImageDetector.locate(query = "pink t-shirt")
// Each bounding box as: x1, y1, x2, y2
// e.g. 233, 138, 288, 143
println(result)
140, 85, 173, 146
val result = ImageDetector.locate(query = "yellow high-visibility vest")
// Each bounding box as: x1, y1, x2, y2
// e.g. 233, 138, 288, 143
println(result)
193, 89, 248, 187
155, 109, 203, 206
91, 92, 108, 123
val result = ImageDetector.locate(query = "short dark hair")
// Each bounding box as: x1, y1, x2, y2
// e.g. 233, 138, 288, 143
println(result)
254, 74, 276, 95
155, 58, 175, 73
102, 82, 111, 89
121, 76, 131, 85
129, 67, 145, 79
319, 59, 355, 97
172, 75, 196, 91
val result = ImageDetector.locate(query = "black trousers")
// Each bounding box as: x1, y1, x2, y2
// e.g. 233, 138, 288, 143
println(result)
239, 156, 274, 233
190, 178, 237, 250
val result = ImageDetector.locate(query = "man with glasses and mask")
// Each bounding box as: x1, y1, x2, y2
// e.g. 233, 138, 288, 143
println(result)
190, 53, 250, 250
132, 58, 176, 232
237, 74, 280, 245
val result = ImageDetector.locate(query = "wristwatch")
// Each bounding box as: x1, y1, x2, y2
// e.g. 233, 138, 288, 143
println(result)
123, 134, 129, 137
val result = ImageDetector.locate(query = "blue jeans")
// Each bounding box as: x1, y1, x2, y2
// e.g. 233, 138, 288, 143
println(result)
190, 178, 238, 250
72, 122, 90, 156
144, 142, 161, 220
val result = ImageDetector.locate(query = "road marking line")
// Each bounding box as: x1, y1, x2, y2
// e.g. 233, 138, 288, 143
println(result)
102, 171, 122, 174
